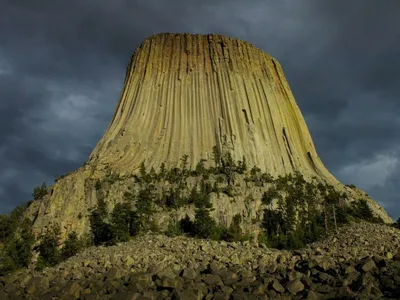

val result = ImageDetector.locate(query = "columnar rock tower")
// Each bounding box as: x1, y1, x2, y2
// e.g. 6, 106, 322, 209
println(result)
26, 33, 393, 241
89, 33, 338, 185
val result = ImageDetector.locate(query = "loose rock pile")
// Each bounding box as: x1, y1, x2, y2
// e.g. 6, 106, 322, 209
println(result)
1, 220, 400, 299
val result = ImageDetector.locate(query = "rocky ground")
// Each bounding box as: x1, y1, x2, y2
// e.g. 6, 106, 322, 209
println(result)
1, 220, 400, 300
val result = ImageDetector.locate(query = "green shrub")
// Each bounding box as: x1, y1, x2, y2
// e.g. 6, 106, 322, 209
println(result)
165, 220, 183, 237
236, 156, 247, 174
105, 173, 120, 184
0, 250, 17, 276
260, 172, 274, 184
149, 220, 161, 233
223, 214, 243, 242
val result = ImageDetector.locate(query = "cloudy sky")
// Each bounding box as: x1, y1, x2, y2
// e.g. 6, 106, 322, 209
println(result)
1, 1, 399, 220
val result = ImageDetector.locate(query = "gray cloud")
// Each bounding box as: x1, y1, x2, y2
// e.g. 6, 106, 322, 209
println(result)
0, 0, 399, 220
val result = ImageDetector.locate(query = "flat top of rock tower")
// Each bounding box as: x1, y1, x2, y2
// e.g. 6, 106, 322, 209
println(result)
139, 32, 273, 58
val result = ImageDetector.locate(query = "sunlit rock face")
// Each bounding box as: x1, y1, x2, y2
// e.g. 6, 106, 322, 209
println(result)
89, 33, 337, 184
26, 33, 393, 242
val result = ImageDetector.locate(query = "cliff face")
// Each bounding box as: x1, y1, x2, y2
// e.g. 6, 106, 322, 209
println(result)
26, 33, 393, 241
89, 33, 336, 184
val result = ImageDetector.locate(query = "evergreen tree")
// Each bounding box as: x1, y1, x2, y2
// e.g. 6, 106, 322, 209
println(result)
135, 185, 156, 232
193, 207, 218, 239
317, 183, 329, 235
195, 159, 207, 176
221, 152, 236, 185
180, 154, 189, 178
352, 199, 374, 221
187, 185, 200, 205
325, 186, 341, 233
304, 182, 319, 238
261, 187, 280, 209
61, 231, 82, 260
0, 215, 13, 242
262, 209, 282, 237
212, 146, 221, 169
110, 203, 132, 243
97, 196, 108, 220
89, 201, 113, 246
165, 220, 183, 237
32, 182, 48, 200
149, 167, 157, 182
139, 161, 149, 184
0, 217, 35, 275
36, 225, 61, 269
283, 194, 296, 236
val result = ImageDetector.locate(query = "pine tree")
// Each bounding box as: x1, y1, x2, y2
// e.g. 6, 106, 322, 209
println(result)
89, 198, 113, 246
188, 185, 200, 205
212, 146, 221, 169
221, 152, 236, 185
326, 186, 341, 234
193, 207, 218, 239
110, 203, 132, 243
354, 199, 374, 221
135, 185, 156, 232
32, 182, 48, 200
317, 183, 329, 235
236, 156, 247, 174
195, 159, 207, 176
61, 231, 82, 260
0, 215, 13, 242
37, 225, 62, 269
0, 216, 35, 275
180, 154, 189, 177
149, 167, 157, 182
139, 161, 148, 184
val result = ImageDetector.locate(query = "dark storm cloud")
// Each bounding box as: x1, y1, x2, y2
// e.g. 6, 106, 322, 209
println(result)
0, 0, 399, 219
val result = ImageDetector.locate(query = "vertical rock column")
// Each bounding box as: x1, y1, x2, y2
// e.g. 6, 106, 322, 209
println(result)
88, 33, 339, 185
